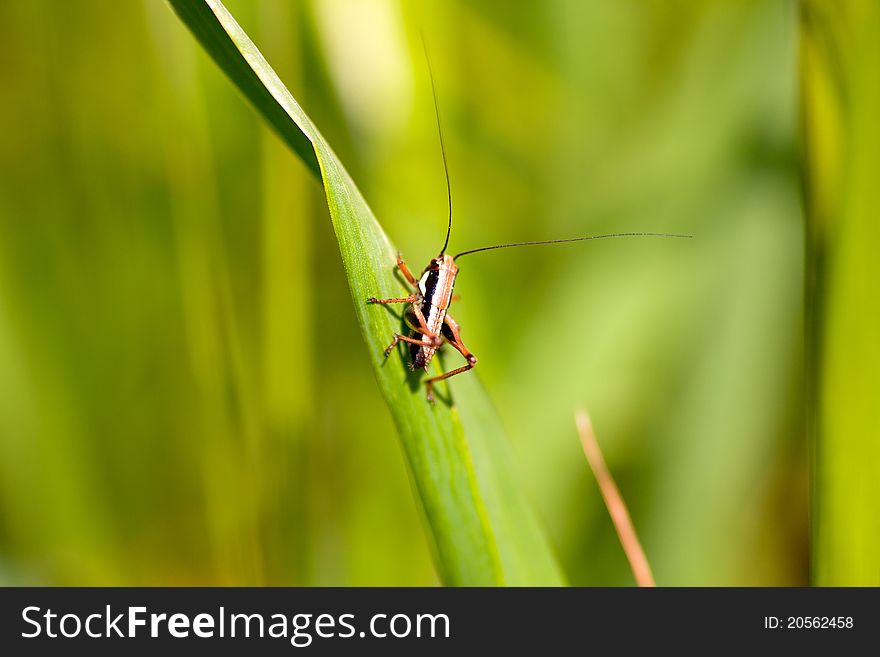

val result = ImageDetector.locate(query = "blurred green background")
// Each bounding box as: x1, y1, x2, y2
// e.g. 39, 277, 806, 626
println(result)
0, 0, 810, 586
802, 1, 880, 587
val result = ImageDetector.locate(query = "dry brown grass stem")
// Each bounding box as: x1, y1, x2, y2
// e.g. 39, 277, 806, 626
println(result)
575, 409, 655, 587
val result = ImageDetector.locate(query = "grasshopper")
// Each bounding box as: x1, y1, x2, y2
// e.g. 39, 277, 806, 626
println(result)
368, 42, 689, 403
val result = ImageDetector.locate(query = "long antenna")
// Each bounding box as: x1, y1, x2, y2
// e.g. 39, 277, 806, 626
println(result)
453, 232, 692, 260
421, 32, 453, 255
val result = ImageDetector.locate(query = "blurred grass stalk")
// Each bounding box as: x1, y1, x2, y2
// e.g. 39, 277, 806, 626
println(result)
801, 2, 880, 585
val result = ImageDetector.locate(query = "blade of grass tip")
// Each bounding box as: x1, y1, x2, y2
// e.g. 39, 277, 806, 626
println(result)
165, 0, 564, 586
575, 409, 655, 587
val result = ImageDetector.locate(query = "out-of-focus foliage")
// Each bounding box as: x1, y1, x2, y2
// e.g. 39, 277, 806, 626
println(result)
0, 0, 806, 585
802, 1, 880, 586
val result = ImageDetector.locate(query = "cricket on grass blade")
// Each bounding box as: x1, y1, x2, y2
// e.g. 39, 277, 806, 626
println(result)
368, 38, 691, 403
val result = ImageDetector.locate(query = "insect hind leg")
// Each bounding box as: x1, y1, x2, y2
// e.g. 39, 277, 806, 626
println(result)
424, 313, 477, 403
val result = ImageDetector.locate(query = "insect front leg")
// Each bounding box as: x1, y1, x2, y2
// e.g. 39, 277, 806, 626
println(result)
424, 313, 477, 403
366, 256, 419, 304
395, 255, 419, 288
366, 293, 417, 305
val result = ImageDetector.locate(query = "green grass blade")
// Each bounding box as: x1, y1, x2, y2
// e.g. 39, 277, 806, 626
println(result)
165, 0, 319, 179
801, 2, 880, 586
165, 0, 563, 586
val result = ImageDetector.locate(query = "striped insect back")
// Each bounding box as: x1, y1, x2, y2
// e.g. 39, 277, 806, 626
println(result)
410, 255, 458, 370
